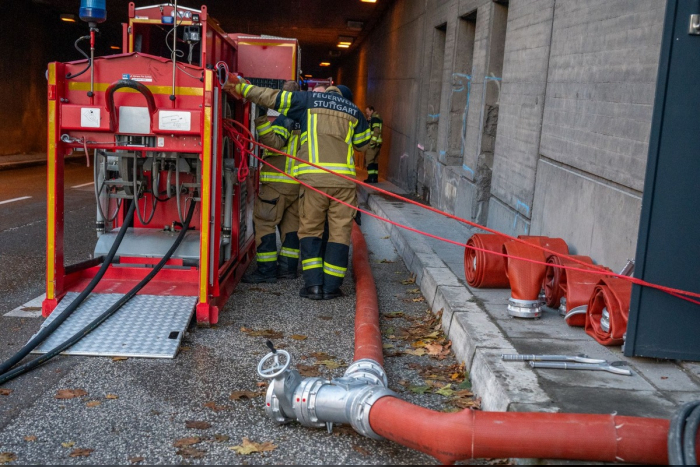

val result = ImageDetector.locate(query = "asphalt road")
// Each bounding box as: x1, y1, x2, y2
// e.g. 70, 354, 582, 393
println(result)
0, 164, 480, 465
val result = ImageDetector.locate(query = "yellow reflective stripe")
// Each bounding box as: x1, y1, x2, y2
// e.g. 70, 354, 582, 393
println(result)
257, 251, 278, 262
257, 122, 273, 136
242, 83, 254, 98
302, 258, 323, 270
353, 129, 371, 144
280, 248, 300, 259
323, 262, 348, 278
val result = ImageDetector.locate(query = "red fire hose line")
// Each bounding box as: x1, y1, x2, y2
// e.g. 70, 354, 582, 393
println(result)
349, 217, 681, 464
225, 122, 700, 307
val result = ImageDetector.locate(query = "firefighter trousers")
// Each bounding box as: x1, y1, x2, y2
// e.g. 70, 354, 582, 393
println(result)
253, 184, 300, 277
298, 186, 356, 292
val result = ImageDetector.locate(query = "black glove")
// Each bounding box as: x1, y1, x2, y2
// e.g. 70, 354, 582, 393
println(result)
256, 105, 268, 119
354, 211, 362, 226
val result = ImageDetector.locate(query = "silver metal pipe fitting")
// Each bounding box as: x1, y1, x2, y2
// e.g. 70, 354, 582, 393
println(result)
508, 297, 543, 319
258, 351, 395, 439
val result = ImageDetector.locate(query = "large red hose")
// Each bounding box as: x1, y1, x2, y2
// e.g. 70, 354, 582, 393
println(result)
543, 254, 594, 308
350, 223, 685, 464
351, 223, 384, 365
503, 237, 569, 301
465, 234, 510, 288
585, 278, 633, 346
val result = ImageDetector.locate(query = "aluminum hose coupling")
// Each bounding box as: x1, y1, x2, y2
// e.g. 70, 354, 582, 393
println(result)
257, 348, 395, 440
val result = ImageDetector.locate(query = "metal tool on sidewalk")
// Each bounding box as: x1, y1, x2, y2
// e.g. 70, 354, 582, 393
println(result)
502, 354, 633, 376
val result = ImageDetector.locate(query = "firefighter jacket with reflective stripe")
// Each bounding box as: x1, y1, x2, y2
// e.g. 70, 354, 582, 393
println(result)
369, 112, 383, 147
255, 115, 300, 194
242, 84, 371, 188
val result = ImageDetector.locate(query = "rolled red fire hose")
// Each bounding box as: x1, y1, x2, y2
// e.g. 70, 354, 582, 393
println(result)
543, 254, 594, 308
585, 277, 633, 346
464, 234, 511, 288
351, 223, 690, 464
503, 236, 569, 301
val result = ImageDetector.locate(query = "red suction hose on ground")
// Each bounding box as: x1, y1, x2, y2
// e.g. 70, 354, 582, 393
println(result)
464, 234, 510, 288
543, 254, 594, 308
585, 277, 633, 346
350, 225, 685, 464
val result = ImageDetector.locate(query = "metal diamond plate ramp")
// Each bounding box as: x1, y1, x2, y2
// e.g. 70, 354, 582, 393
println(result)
30, 293, 197, 358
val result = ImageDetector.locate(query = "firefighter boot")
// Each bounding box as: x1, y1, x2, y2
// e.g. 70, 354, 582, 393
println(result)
243, 234, 278, 284
278, 232, 299, 279
322, 242, 350, 300
299, 237, 324, 300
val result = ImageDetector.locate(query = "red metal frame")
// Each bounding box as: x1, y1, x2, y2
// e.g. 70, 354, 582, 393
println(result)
43, 4, 258, 325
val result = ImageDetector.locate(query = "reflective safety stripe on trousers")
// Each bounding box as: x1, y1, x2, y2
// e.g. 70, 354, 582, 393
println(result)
280, 247, 300, 259
323, 262, 347, 278
257, 251, 278, 262
302, 257, 323, 270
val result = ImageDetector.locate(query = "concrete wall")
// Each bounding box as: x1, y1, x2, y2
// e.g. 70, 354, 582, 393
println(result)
339, 0, 665, 269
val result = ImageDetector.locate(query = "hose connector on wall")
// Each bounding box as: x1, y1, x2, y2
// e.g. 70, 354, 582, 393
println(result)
257, 346, 395, 440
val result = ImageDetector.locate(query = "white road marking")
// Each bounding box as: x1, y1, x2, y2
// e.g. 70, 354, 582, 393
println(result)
0, 196, 31, 205
71, 182, 94, 189
4, 294, 44, 318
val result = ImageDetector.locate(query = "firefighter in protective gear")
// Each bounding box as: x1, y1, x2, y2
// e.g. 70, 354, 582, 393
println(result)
243, 80, 302, 284
226, 79, 371, 300
363, 106, 382, 184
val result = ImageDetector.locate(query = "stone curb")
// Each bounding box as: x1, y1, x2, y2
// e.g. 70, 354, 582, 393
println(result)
358, 186, 558, 413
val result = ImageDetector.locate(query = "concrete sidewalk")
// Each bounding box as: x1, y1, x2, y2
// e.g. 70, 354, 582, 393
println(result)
0, 152, 85, 171
357, 177, 700, 417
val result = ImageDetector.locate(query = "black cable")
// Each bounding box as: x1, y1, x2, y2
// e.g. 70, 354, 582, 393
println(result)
0, 201, 197, 385
684, 404, 700, 465
0, 202, 136, 376
669, 401, 700, 465
66, 35, 92, 80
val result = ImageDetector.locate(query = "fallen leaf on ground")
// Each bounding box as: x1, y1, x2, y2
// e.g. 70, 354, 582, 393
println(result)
409, 385, 430, 395
401, 275, 416, 285
173, 437, 201, 448
106, 394, 119, 400
352, 445, 370, 456
406, 288, 421, 294
435, 384, 454, 397
316, 359, 342, 370
61, 441, 75, 448
24, 436, 37, 442
86, 401, 101, 408
297, 364, 321, 377
384, 312, 404, 319
203, 401, 228, 412
291, 334, 307, 341
240, 328, 284, 339
230, 438, 277, 455
112, 356, 128, 362
55, 389, 87, 400
185, 421, 212, 430
129, 457, 145, 464
0, 453, 17, 464
0, 389, 12, 396
176, 447, 206, 459
69, 448, 93, 458
309, 352, 335, 360
213, 434, 230, 443
425, 343, 443, 356
230, 391, 261, 401
404, 348, 426, 357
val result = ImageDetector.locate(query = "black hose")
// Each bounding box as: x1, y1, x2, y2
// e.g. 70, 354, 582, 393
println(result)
668, 400, 700, 465
684, 405, 700, 465
66, 35, 92, 80
0, 201, 197, 385
0, 202, 136, 376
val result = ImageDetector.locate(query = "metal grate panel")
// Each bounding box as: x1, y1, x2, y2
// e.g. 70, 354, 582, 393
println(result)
31, 293, 197, 359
